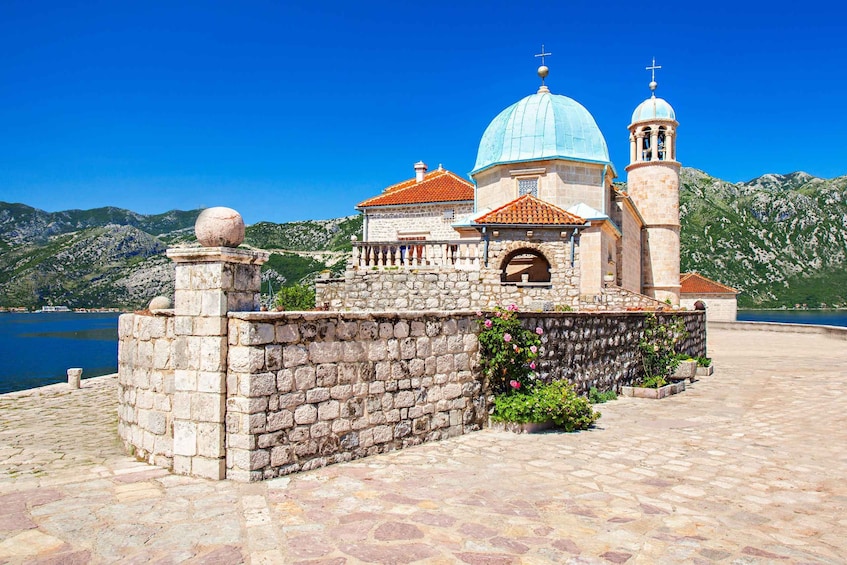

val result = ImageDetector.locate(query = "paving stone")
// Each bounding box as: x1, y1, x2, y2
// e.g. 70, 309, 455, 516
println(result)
1, 329, 847, 562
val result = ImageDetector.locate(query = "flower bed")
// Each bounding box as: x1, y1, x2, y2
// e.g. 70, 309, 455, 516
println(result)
478, 306, 599, 432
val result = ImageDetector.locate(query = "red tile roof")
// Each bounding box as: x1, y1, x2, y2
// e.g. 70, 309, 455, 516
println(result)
475, 194, 586, 225
680, 272, 739, 295
357, 169, 474, 208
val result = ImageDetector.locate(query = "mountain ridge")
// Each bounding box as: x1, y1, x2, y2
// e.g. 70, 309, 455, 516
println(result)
1, 166, 845, 309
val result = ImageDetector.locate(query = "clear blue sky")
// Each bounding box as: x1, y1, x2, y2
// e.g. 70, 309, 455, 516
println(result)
1, 1, 843, 224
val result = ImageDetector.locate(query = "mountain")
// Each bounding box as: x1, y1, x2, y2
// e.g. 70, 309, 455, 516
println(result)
679, 169, 847, 308
1, 167, 845, 310
0, 202, 362, 310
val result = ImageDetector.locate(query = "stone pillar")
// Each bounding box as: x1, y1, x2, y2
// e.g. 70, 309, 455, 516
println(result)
666, 130, 674, 161
650, 130, 659, 161
166, 246, 268, 479
636, 133, 644, 162
629, 134, 637, 163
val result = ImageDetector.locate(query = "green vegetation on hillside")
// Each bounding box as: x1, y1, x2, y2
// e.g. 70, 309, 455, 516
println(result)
677, 169, 847, 308
246, 215, 362, 252
2, 168, 845, 311
262, 253, 326, 287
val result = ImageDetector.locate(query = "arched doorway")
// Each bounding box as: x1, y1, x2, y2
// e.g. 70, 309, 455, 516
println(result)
500, 248, 551, 283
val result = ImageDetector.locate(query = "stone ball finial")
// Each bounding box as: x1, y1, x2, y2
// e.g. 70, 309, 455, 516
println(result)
148, 296, 172, 310
195, 207, 245, 247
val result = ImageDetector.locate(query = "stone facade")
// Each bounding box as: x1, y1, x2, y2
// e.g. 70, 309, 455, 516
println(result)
681, 294, 738, 322
474, 160, 612, 215
364, 202, 475, 242
316, 267, 582, 312
117, 311, 175, 469
626, 147, 681, 305
224, 312, 485, 481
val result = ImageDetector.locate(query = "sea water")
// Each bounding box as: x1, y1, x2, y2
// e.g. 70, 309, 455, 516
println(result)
737, 310, 847, 328
0, 312, 121, 394
1, 309, 844, 395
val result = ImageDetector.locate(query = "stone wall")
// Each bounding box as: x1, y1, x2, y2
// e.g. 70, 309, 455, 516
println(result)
317, 267, 583, 312
365, 202, 475, 241
317, 270, 662, 313
118, 306, 707, 481
117, 311, 175, 469
522, 311, 706, 395
224, 311, 485, 481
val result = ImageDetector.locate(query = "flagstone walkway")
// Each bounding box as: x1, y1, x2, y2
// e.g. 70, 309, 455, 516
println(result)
1, 326, 846, 564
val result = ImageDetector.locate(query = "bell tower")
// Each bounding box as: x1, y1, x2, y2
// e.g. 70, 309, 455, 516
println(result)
625, 58, 681, 305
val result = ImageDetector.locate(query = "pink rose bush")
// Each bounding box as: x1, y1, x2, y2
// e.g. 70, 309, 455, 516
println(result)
476, 305, 542, 395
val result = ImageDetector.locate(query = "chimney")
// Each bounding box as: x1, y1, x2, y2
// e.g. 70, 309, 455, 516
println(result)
414, 161, 427, 183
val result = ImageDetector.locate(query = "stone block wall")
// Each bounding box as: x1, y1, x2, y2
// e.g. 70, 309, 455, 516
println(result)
522, 311, 706, 395
117, 311, 175, 468
365, 202, 475, 241
224, 312, 485, 481
317, 267, 583, 312
118, 306, 707, 481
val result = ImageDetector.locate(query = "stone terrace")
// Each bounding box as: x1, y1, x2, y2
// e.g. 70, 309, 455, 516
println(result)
1, 326, 846, 563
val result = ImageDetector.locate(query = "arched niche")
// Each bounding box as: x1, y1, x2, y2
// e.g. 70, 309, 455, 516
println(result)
500, 248, 551, 283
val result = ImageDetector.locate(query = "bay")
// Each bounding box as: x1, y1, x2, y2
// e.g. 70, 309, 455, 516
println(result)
0, 312, 121, 394
737, 309, 847, 328
2, 309, 844, 395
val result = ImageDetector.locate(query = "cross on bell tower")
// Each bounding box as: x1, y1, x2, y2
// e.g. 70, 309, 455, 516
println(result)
646, 57, 661, 95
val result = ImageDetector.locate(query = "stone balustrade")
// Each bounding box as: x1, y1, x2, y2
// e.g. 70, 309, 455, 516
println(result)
352, 240, 482, 270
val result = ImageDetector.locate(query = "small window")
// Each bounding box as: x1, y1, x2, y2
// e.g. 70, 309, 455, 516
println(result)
518, 178, 538, 197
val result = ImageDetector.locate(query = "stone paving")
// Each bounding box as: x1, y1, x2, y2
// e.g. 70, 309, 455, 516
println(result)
1, 327, 846, 564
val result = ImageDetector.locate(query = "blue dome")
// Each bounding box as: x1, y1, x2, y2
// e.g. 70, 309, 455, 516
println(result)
472, 91, 611, 174
631, 95, 676, 123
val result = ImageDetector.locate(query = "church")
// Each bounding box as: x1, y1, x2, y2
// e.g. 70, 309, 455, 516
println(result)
316, 56, 684, 312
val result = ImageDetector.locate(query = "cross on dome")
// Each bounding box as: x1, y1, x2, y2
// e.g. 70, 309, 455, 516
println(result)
646, 57, 661, 96
535, 45, 552, 92
534, 45, 551, 66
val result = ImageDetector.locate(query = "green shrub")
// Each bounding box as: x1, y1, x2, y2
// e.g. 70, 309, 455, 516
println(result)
640, 375, 667, 389
696, 356, 712, 367
637, 314, 687, 386
588, 387, 617, 404
491, 381, 599, 432
274, 283, 315, 311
